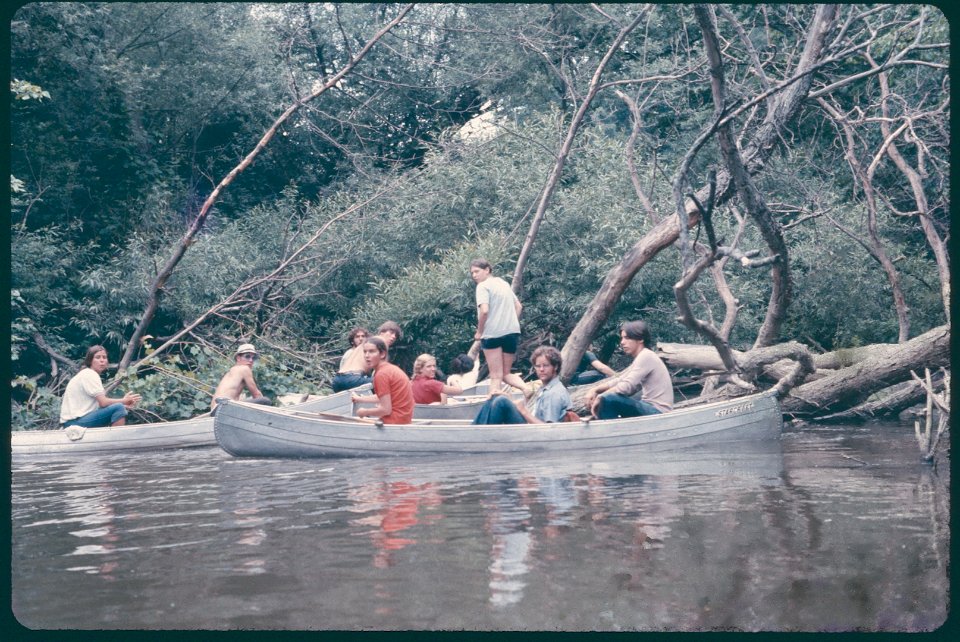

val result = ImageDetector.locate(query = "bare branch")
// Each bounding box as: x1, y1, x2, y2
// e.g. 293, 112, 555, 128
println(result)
116, 5, 415, 374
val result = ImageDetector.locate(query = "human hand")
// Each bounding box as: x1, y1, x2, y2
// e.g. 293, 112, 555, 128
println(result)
589, 394, 601, 418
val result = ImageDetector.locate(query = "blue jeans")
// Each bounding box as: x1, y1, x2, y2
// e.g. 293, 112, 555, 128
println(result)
595, 393, 662, 420
63, 403, 128, 428
473, 395, 526, 425
571, 369, 606, 386
332, 372, 372, 393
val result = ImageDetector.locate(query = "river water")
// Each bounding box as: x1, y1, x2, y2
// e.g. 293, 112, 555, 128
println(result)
10, 421, 949, 631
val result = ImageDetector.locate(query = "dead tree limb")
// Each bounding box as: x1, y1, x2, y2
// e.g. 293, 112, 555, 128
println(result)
779, 324, 950, 417
614, 88, 659, 222
736, 341, 816, 398
560, 4, 838, 381
111, 187, 391, 383
696, 4, 791, 349
873, 54, 950, 324
511, 9, 647, 295
912, 367, 950, 462
116, 4, 414, 374
816, 96, 911, 341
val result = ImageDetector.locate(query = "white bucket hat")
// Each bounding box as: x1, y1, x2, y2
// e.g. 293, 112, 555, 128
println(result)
235, 343, 259, 356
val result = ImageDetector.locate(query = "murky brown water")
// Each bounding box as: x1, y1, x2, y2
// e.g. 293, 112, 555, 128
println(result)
10, 421, 948, 631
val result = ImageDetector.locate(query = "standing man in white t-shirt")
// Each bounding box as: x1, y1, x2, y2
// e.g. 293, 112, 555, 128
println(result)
59, 345, 141, 428
470, 258, 531, 398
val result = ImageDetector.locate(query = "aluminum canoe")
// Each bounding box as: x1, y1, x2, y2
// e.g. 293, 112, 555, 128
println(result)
214, 390, 783, 458
11, 385, 369, 455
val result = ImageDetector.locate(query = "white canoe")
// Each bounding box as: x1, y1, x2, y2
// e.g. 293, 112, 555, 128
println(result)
10, 385, 369, 455
214, 390, 782, 458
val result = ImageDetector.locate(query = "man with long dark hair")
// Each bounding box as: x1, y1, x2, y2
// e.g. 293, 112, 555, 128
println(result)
584, 321, 673, 419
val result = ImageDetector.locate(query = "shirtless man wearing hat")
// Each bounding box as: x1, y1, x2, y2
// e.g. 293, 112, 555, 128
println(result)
210, 343, 272, 414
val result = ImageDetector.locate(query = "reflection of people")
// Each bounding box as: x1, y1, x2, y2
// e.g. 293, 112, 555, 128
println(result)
473, 346, 570, 425
59, 345, 141, 428
411, 354, 463, 404
585, 321, 673, 419
211, 344, 272, 413
351, 337, 414, 424
470, 259, 531, 397
570, 347, 616, 386
331, 326, 370, 392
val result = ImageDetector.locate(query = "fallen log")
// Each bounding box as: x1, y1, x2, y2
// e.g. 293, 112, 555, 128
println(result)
812, 379, 930, 423
779, 324, 950, 417
657, 342, 901, 375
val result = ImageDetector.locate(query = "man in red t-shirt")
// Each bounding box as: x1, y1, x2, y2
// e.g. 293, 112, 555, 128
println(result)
351, 337, 414, 424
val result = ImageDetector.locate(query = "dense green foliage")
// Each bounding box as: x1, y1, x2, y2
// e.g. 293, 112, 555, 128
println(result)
10, 3, 949, 429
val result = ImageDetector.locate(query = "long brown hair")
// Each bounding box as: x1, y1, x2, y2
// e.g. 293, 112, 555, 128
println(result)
82, 345, 107, 369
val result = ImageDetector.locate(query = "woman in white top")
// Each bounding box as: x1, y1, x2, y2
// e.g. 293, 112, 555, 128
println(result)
59, 345, 141, 428
469, 258, 531, 397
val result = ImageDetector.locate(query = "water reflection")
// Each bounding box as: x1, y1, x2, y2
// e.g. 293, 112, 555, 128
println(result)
10, 425, 949, 631
347, 475, 442, 569
484, 478, 534, 607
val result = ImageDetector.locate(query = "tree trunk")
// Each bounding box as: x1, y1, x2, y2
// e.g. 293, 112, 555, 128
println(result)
876, 64, 950, 324
657, 341, 902, 374
813, 379, 934, 423
560, 5, 838, 380
779, 324, 950, 417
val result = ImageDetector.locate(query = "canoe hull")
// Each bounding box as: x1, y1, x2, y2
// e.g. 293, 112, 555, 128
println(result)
11, 385, 369, 455
215, 391, 782, 458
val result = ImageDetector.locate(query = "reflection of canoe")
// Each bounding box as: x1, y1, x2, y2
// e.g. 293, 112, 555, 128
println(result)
214, 390, 783, 458
354, 393, 523, 421
326, 445, 785, 486
11, 385, 370, 455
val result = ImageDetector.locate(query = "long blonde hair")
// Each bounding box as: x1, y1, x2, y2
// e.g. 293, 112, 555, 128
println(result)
412, 353, 436, 379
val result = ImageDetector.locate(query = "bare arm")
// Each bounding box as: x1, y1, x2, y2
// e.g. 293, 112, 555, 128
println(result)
475, 303, 489, 340
242, 369, 263, 398
591, 358, 616, 377
512, 397, 542, 424
584, 377, 619, 416
442, 383, 463, 395
95, 391, 141, 408
357, 393, 392, 419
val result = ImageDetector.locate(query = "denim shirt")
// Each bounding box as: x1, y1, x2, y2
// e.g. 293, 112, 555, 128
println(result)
533, 377, 571, 423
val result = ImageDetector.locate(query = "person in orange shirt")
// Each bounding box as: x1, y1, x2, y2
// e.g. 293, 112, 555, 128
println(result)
350, 337, 414, 424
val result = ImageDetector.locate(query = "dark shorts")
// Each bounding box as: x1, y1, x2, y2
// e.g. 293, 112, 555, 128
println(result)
481, 333, 520, 354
